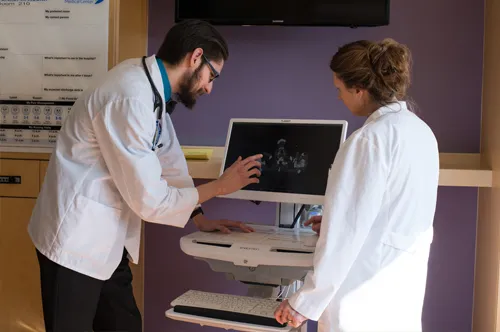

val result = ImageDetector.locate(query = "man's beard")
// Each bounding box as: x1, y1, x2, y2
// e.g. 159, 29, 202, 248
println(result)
177, 66, 204, 109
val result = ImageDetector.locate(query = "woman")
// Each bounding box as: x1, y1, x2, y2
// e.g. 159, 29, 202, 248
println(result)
275, 38, 439, 332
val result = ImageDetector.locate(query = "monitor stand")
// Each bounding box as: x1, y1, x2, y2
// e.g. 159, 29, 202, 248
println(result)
244, 202, 311, 332
175, 202, 316, 332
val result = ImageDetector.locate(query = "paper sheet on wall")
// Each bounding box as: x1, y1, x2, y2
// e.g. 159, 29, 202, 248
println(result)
0, 0, 109, 150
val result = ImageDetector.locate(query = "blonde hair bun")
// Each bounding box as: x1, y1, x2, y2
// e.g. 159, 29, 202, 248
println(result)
330, 38, 412, 105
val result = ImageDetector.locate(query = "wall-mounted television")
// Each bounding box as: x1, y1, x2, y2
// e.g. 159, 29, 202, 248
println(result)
175, 0, 390, 27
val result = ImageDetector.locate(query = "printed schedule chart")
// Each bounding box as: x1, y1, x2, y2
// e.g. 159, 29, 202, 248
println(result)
0, 100, 71, 145
0, 0, 109, 150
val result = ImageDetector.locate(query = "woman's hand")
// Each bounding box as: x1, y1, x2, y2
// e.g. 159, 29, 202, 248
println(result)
304, 215, 322, 234
274, 300, 308, 328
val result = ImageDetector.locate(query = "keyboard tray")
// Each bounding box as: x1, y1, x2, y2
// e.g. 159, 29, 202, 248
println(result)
166, 308, 293, 332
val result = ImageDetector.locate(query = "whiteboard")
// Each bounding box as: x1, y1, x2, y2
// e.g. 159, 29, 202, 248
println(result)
0, 0, 109, 151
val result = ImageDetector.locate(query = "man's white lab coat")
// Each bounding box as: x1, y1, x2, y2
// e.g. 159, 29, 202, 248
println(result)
28, 55, 199, 280
289, 101, 439, 332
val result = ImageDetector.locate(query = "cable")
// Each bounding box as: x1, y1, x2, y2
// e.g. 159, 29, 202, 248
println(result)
289, 204, 306, 229
271, 286, 285, 301
284, 285, 291, 299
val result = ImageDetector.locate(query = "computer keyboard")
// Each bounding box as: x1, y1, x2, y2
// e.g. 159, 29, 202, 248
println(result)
171, 290, 287, 328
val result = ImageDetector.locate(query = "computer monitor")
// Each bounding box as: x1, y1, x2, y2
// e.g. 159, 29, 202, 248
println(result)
218, 118, 348, 205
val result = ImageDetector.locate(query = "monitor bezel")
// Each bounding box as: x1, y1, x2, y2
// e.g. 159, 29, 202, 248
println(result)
174, 0, 391, 27
217, 118, 348, 205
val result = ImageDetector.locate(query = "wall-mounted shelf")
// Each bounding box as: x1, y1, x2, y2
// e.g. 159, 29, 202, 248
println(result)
183, 147, 494, 188
0, 147, 493, 188
439, 153, 492, 187
183, 146, 225, 180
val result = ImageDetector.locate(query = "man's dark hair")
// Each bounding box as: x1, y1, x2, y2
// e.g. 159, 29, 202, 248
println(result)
157, 19, 229, 65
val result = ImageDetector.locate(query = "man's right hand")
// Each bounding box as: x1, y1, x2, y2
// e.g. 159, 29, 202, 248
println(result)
217, 154, 263, 195
304, 216, 322, 235
196, 154, 262, 205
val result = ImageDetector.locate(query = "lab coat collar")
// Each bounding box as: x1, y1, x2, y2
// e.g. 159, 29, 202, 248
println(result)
143, 55, 177, 114
364, 101, 408, 125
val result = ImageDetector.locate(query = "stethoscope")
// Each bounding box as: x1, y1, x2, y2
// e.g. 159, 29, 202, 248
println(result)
142, 56, 176, 151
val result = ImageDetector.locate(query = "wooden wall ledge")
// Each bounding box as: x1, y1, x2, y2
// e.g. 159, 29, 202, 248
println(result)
186, 148, 493, 188
0, 147, 492, 188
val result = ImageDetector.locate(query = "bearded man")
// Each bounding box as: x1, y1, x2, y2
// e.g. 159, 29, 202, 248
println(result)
28, 19, 261, 332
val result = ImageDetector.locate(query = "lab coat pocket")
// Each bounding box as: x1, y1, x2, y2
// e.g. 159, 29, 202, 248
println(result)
378, 231, 419, 281
66, 194, 123, 263
381, 231, 417, 254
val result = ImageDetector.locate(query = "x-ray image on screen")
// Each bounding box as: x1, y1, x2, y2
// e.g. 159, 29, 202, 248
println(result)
261, 138, 308, 174
222, 121, 346, 197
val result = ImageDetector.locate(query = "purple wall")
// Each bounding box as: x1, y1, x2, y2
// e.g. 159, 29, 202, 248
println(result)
145, 1, 484, 331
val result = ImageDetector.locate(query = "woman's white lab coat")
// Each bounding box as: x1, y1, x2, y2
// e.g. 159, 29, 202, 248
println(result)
288, 101, 439, 332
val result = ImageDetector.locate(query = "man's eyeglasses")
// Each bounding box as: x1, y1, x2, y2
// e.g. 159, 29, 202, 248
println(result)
201, 54, 219, 82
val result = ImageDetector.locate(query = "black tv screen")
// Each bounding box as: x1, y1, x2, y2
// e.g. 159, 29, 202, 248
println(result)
175, 0, 390, 27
